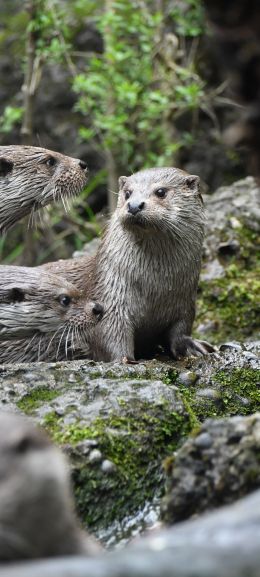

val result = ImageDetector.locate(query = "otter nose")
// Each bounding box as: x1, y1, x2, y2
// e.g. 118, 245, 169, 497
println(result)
127, 201, 145, 215
92, 303, 104, 318
79, 160, 88, 171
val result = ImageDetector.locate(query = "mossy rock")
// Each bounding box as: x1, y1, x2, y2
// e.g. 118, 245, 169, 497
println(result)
195, 176, 260, 343
0, 343, 259, 539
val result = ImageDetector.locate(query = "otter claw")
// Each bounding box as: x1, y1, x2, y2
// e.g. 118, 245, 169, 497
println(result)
171, 336, 215, 360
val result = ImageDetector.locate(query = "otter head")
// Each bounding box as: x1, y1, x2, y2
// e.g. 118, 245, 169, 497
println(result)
116, 167, 204, 238
0, 146, 89, 232
0, 267, 104, 346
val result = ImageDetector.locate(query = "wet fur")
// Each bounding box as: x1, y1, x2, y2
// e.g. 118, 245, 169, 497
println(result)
42, 167, 213, 361
0, 146, 88, 233
0, 413, 100, 560
0, 265, 102, 363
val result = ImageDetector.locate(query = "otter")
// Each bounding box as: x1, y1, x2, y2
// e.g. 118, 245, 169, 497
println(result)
42, 167, 214, 361
0, 265, 103, 363
0, 412, 100, 560
0, 145, 88, 233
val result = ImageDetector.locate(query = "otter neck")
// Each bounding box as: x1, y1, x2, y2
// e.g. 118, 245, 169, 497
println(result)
96, 211, 204, 300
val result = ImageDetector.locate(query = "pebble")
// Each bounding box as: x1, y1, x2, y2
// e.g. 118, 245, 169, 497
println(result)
196, 388, 221, 400
220, 342, 244, 352
194, 432, 213, 449
178, 371, 198, 387
77, 439, 98, 455
88, 448, 102, 463
101, 459, 116, 474
24, 372, 36, 381
242, 351, 258, 361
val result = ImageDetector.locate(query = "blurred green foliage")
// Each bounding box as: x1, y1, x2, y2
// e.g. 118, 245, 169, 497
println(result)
73, 0, 207, 174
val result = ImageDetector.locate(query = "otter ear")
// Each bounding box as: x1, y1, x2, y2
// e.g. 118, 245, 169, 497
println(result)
0, 158, 13, 177
184, 175, 200, 193
118, 176, 128, 190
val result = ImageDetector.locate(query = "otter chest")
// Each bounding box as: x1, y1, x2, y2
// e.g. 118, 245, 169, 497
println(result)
123, 246, 181, 327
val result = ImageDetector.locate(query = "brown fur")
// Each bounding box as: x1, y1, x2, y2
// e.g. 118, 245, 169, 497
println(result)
0, 265, 103, 363
0, 146, 88, 233
41, 167, 214, 361
0, 412, 100, 560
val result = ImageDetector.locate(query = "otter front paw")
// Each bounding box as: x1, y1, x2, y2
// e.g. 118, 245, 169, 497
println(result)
171, 336, 215, 360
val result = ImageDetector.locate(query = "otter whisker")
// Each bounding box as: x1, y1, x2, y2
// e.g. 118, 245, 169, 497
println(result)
56, 323, 69, 360
65, 324, 73, 359
45, 325, 63, 355
37, 334, 43, 362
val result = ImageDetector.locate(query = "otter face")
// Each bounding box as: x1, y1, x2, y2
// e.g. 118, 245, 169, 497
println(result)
0, 146, 89, 232
0, 266, 103, 344
117, 167, 204, 237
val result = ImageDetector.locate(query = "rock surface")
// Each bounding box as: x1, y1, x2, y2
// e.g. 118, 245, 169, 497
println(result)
2, 488, 260, 577
195, 176, 260, 344
0, 342, 259, 543
161, 411, 260, 523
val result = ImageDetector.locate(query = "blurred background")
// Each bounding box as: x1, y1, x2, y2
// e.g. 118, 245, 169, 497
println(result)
0, 0, 247, 265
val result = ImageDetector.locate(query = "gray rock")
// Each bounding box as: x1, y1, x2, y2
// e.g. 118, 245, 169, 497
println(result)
177, 371, 198, 387
219, 342, 244, 352
3, 489, 260, 577
161, 413, 260, 524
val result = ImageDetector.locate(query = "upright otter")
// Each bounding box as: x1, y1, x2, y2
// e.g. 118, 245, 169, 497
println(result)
0, 146, 88, 233
0, 265, 103, 362
0, 412, 100, 560
42, 167, 214, 361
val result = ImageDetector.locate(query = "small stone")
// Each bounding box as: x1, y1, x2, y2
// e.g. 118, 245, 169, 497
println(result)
54, 407, 65, 417
196, 388, 221, 400
88, 449, 102, 463
178, 371, 198, 387
217, 240, 240, 257
68, 373, 76, 383
220, 342, 243, 352
144, 509, 159, 526
242, 351, 258, 361
101, 459, 116, 473
200, 259, 225, 281
196, 320, 219, 334
4, 387, 15, 396
24, 372, 36, 381
194, 432, 213, 449
77, 440, 98, 455
229, 216, 242, 229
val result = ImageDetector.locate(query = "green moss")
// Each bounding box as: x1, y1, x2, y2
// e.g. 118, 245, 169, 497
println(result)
163, 368, 179, 385
17, 387, 59, 414
194, 219, 260, 343
176, 368, 260, 424
44, 399, 191, 530
195, 265, 260, 344
213, 368, 260, 415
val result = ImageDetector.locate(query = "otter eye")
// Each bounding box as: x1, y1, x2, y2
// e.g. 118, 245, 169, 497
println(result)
154, 188, 168, 199
45, 156, 56, 167
10, 288, 24, 303
125, 190, 132, 200
59, 294, 71, 307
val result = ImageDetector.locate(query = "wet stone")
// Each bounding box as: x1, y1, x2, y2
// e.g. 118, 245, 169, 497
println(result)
162, 413, 260, 524
177, 371, 198, 387
195, 388, 221, 400
219, 342, 244, 352
88, 449, 102, 463
101, 460, 116, 474
194, 432, 213, 449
